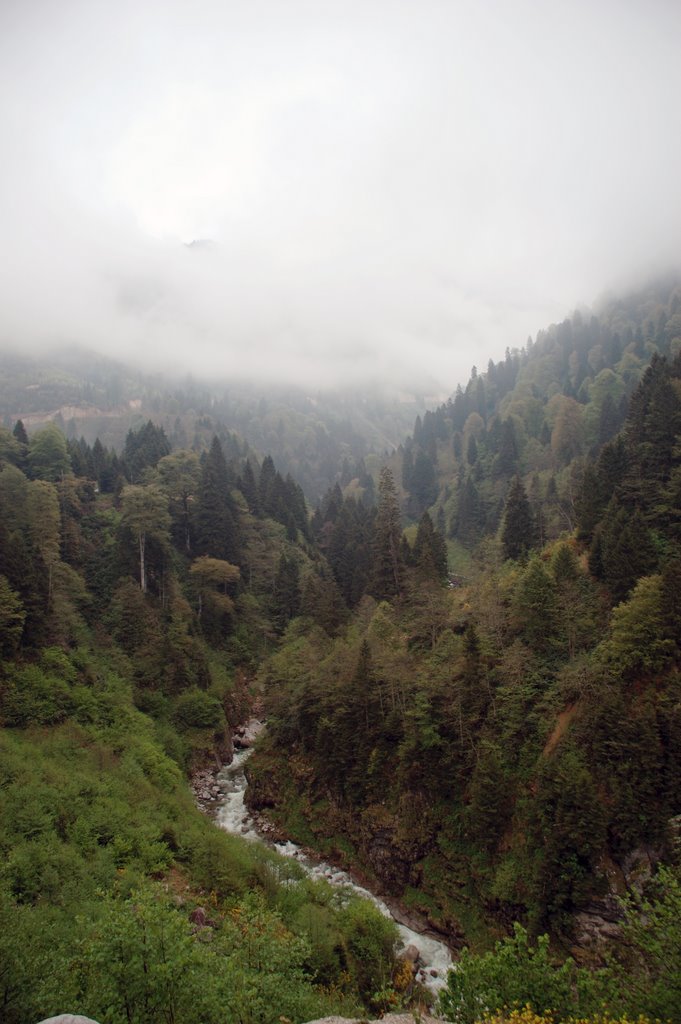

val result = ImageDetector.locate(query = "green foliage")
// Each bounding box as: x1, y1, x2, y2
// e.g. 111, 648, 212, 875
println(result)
512, 557, 558, 656
120, 483, 172, 593
0, 574, 25, 655
501, 476, 536, 561
413, 510, 448, 582
0, 662, 73, 726
599, 574, 675, 677
27, 424, 71, 481
3, 284, 681, 1020
370, 467, 404, 599
194, 435, 241, 564
604, 866, 681, 1021
530, 746, 606, 927
437, 866, 681, 1024
438, 924, 601, 1024
173, 688, 225, 730
336, 895, 400, 1000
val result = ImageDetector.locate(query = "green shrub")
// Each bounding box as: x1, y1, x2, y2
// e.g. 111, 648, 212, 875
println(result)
438, 924, 603, 1024
173, 688, 225, 730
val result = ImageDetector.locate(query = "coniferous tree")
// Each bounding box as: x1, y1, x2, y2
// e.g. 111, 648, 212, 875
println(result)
401, 445, 414, 493
501, 476, 536, 561
513, 556, 559, 656
258, 455, 278, 517
123, 421, 170, 483
494, 418, 519, 477
595, 501, 657, 603
0, 573, 26, 655
239, 459, 261, 516
272, 554, 301, 632
300, 569, 347, 634
454, 475, 482, 544
369, 468, 404, 600
193, 437, 241, 564
409, 449, 438, 513
598, 392, 620, 444
413, 511, 448, 582
12, 419, 28, 447
575, 463, 602, 541
9, 421, 28, 473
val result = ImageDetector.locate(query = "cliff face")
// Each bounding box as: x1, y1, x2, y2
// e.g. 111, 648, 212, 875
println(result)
245, 742, 467, 943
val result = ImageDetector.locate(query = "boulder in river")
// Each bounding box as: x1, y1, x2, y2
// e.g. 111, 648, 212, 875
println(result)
233, 719, 265, 749
402, 943, 420, 963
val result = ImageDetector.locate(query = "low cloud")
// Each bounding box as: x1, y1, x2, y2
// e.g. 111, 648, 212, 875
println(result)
1, 0, 679, 393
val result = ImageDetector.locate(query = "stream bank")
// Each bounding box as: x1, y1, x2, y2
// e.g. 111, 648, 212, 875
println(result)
202, 726, 453, 996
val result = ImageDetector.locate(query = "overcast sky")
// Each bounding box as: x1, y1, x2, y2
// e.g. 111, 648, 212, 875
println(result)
0, 0, 679, 393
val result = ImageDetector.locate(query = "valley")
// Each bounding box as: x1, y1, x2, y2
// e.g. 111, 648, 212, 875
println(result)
1, 278, 681, 1022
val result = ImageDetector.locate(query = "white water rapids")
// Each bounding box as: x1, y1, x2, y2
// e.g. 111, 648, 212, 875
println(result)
215, 742, 453, 996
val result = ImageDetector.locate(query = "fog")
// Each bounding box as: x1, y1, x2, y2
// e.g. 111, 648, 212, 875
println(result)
1, 0, 680, 392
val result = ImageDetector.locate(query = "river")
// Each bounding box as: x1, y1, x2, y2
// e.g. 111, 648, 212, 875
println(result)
214, 738, 453, 997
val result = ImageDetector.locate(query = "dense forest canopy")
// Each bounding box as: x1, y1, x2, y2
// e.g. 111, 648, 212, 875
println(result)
1, 277, 681, 1022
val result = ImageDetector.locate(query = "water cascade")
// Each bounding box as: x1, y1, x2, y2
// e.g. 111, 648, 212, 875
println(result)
214, 738, 453, 995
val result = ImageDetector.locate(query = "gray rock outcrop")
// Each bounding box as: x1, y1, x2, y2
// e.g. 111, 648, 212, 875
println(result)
38, 1016, 101, 1024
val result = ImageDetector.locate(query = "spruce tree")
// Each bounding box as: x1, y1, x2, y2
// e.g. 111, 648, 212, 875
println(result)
194, 437, 240, 564
12, 419, 28, 447
409, 449, 438, 513
501, 476, 536, 561
238, 459, 261, 516
597, 501, 657, 603
455, 475, 482, 544
258, 455, 278, 517
369, 467, 404, 600
494, 418, 519, 477
272, 554, 301, 632
413, 511, 448, 582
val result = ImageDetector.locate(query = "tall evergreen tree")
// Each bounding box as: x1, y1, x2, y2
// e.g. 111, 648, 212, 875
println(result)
12, 419, 28, 447
194, 437, 240, 564
501, 476, 536, 561
239, 459, 261, 516
454, 475, 482, 544
123, 421, 170, 483
494, 418, 519, 477
409, 449, 438, 513
594, 500, 657, 603
258, 455, 278, 517
369, 468, 404, 600
272, 554, 301, 632
413, 511, 448, 582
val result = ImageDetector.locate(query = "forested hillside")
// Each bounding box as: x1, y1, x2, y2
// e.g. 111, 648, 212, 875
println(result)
243, 278, 681, 1019
0, 423, 404, 1024
399, 276, 681, 552
2, 278, 681, 1023
0, 347, 434, 503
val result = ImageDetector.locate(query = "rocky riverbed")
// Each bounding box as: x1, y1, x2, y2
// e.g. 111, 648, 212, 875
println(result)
205, 727, 454, 997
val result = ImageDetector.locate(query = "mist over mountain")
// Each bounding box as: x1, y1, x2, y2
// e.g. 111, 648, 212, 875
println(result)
1, 0, 680, 391
3, 2, 681, 1021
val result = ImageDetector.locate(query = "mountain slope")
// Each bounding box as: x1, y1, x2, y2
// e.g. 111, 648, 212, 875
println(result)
246, 277, 681, 954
